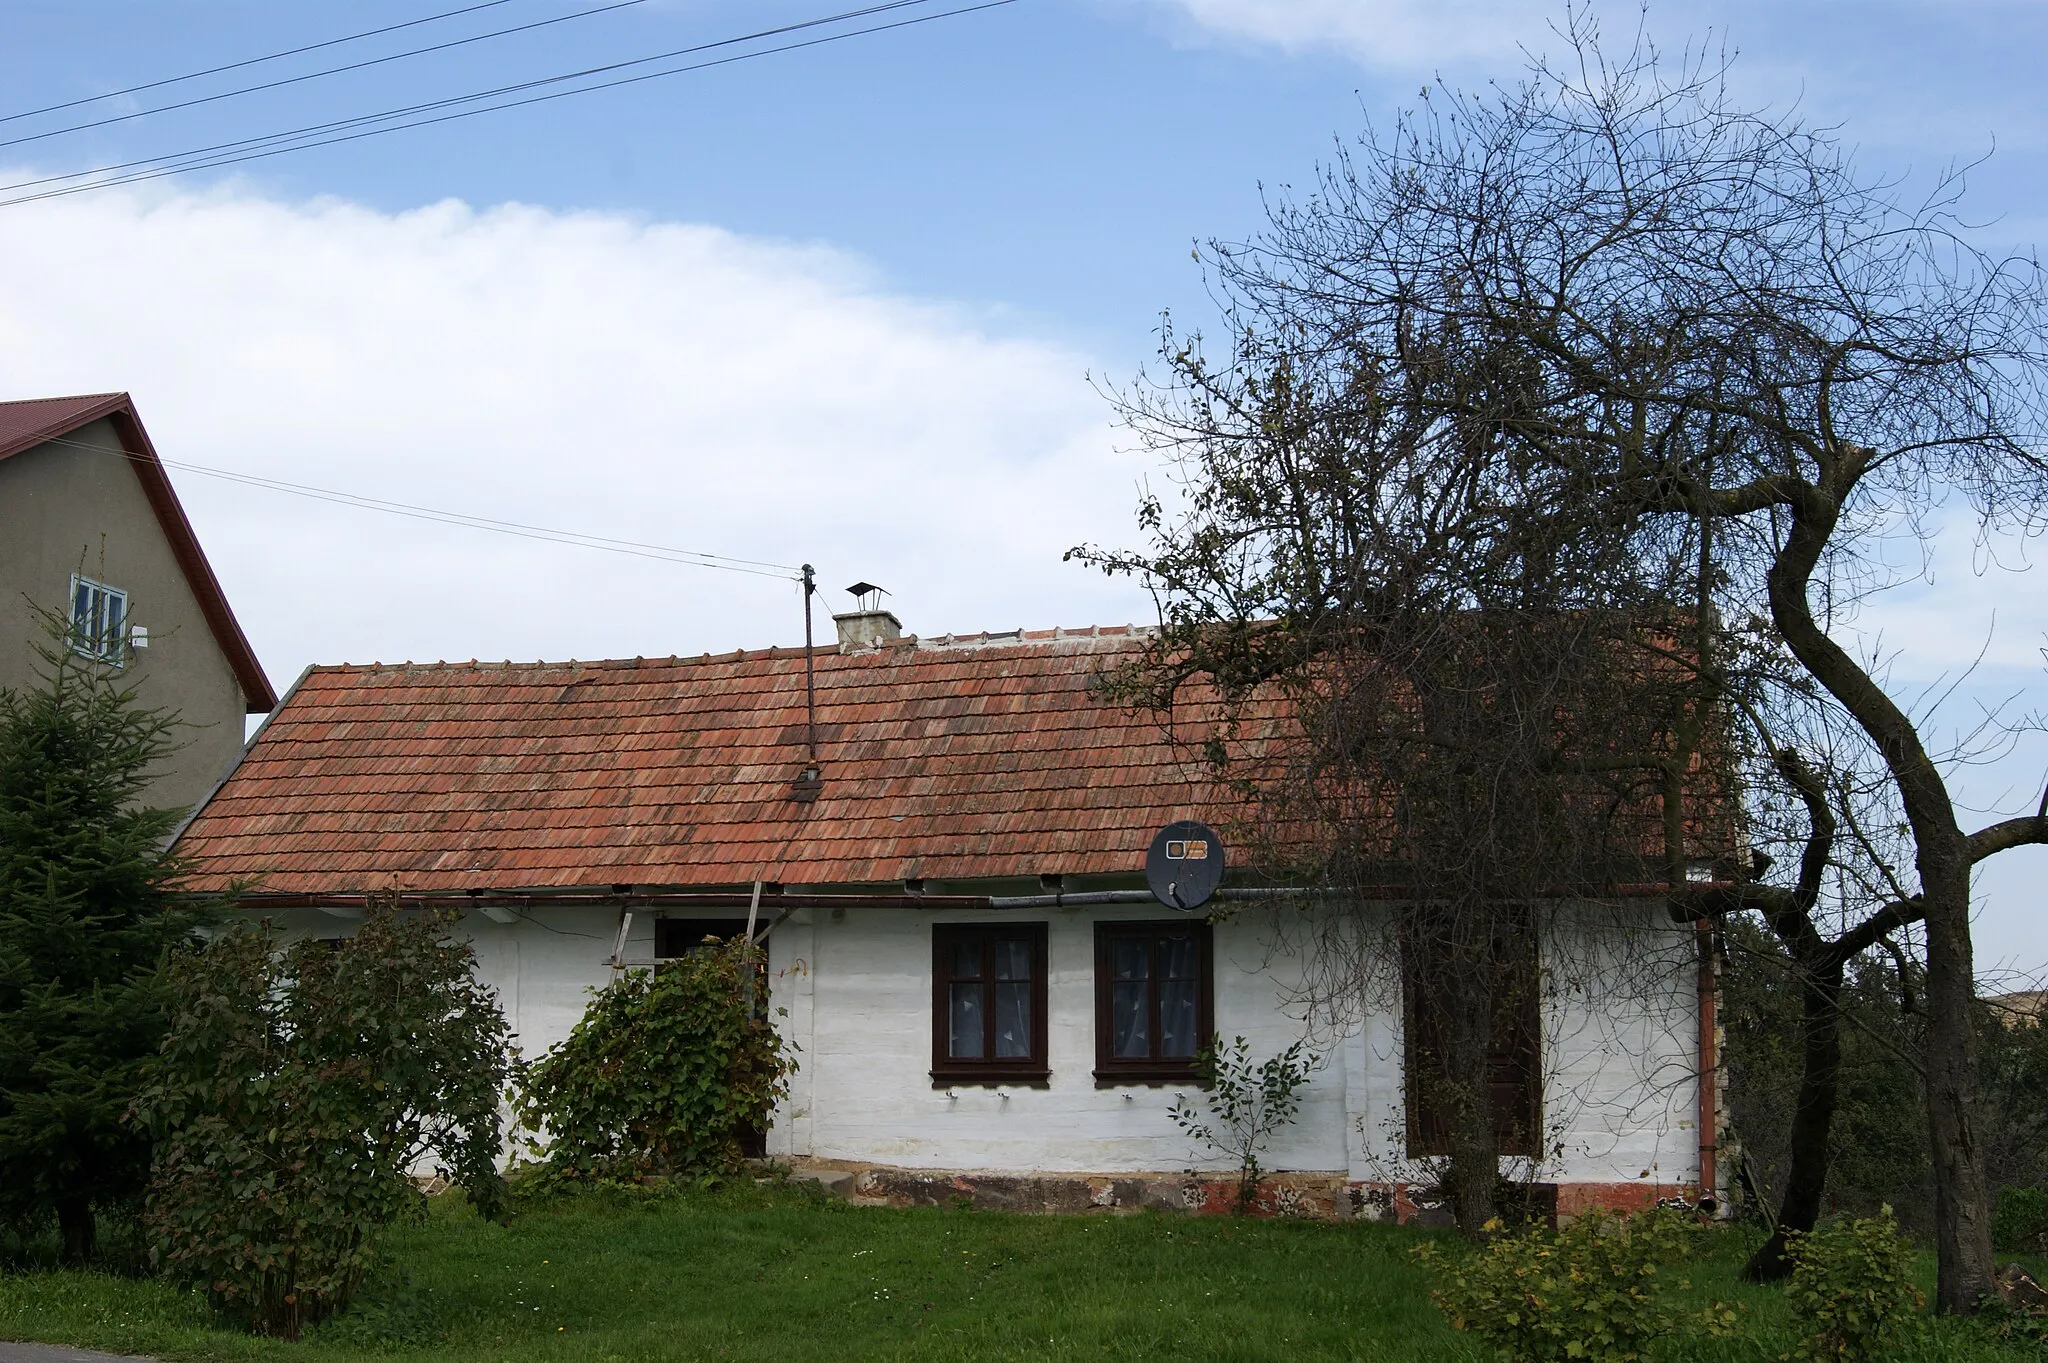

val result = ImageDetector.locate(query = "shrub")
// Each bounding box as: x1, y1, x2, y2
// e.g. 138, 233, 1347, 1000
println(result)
1415, 1207, 1736, 1363
132, 908, 513, 1339
1781, 1205, 1922, 1361
1992, 1185, 2048, 1254
1169, 1035, 1316, 1214
515, 938, 794, 1186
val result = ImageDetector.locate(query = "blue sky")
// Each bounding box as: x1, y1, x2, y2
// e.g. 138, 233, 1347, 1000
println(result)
0, 1, 2042, 972
12, 1, 2041, 359
0, 0, 1404, 361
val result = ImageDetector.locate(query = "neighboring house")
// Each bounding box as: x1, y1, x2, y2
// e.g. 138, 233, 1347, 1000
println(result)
1988, 990, 2046, 1027
0, 393, 275, 812
172, 611, 1723, 1220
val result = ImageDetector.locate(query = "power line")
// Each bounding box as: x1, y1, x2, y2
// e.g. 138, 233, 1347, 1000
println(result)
0, 0, 999, 206
46, 434, 800, 580
0, 1, 520, 127
0, 1, 655, 152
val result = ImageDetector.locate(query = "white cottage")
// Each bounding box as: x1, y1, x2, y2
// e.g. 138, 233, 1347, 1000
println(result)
174, 613, 1725, 1221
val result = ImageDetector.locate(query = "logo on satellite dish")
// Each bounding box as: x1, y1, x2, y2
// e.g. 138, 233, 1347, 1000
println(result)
1146, 820, 1225, 910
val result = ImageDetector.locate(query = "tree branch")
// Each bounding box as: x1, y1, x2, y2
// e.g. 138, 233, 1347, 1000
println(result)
1964, 785, 2048, 862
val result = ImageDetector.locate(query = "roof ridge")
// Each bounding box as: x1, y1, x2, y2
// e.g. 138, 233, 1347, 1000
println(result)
298, 627, 1156, 675
0, 391, 128, 409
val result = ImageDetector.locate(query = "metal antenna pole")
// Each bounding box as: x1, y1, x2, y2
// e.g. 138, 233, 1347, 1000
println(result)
801, 563, 817, 765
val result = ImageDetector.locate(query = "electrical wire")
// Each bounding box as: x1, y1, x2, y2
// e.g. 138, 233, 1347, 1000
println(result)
0, 0, 994, 205
0, 0, 519, 126
0, 1, 656, 152
45, 433, 801, 580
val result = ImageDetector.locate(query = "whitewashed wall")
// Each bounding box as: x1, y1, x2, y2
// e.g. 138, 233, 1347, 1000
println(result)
253, 899, 1704, 1189
257, 903, 660, 1066
767, 904, 1348, 1175
764, 901, 1704, 1189
1342, 904, 1706, 1191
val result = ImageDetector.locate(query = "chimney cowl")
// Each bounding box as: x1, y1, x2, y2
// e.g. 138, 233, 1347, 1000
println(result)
833, 609, 902, 650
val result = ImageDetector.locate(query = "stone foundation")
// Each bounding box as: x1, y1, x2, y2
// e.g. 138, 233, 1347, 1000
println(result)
784, 1160, 1702, 1226
846, 1165, 1354, 1218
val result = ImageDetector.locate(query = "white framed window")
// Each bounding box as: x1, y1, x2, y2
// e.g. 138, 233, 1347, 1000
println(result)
69, 574, 129, 665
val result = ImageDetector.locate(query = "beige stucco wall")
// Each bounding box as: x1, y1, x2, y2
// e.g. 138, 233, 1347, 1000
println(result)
0, 417, 253, 814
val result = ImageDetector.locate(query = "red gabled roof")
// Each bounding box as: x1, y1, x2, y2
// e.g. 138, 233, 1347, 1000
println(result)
174, 629, 1243, 894
0, 393, 276, 713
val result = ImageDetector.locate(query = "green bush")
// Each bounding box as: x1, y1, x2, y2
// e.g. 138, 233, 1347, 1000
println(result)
132, 908, 514, 1339
1992, 1185, 2048, 1254
1414, 1208, 1736, 1362
1781, 1205, 1922, 1361
515, 938, 794, 1186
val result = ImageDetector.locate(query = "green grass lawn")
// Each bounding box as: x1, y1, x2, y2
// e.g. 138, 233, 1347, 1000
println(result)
1, 1185, 2042, 1361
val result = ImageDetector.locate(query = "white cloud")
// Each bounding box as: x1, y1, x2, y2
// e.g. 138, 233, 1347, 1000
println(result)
0, 180, 1155, 681
0, 174, 2036, 973
1143, 0, 1549, 67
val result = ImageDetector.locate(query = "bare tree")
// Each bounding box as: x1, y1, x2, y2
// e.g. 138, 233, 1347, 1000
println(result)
1084, 10, 2048, 1307
1082, 257, 1723, 1233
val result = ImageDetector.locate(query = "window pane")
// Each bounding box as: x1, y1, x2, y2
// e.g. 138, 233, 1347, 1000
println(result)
993, 982, 1031, 1057
1112, 937, 1149, 982
948, 983, 984, 1058
1159, 980, 1198, 1058
1160, 935, 1197, 980
1112, 980, 1149, 1058
72, 581, 91, 629
951, 939, 982, 979
104, 594, 125, 656
992, 938, 1032, 981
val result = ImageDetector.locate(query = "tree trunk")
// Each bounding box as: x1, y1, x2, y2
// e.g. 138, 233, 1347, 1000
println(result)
1444, 980, 1501, 1235
56, 1198, 94, 1266
1921, 853, 1995, 1312
1745, 955, 1844, 1281
1763, 494, 1993, 1311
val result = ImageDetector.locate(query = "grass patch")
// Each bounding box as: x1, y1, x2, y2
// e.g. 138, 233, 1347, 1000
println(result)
1, 1185, 2042, 1361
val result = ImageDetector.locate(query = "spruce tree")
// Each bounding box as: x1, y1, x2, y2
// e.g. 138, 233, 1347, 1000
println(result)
0, 621, 206, 1262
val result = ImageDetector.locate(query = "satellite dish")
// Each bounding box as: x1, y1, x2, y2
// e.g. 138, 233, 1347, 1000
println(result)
1145, 820, 1225, 910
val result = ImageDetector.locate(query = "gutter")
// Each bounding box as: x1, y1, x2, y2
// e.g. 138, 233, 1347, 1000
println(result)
985, 882, 1728, 909
984, 887, 1303, 909
215, 881, 1725, 914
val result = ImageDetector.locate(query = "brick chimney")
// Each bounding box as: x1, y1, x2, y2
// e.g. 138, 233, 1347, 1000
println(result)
833, 609, 902, 649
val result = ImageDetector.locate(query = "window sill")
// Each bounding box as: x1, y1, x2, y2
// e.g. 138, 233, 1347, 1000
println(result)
1094, 1067, 1206, 1088
930, 1070, 1051, 1089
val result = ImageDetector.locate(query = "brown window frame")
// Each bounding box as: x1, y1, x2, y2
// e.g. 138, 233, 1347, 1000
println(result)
1402, 917, 1542, 1158
1093, 920, 1214, 1086
931, 922, 1050, 1086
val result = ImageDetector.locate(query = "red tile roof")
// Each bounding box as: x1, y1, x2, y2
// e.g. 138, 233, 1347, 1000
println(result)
0, 393, 132, 458
0, 392, 276, 712
174, 629, 1242, 893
